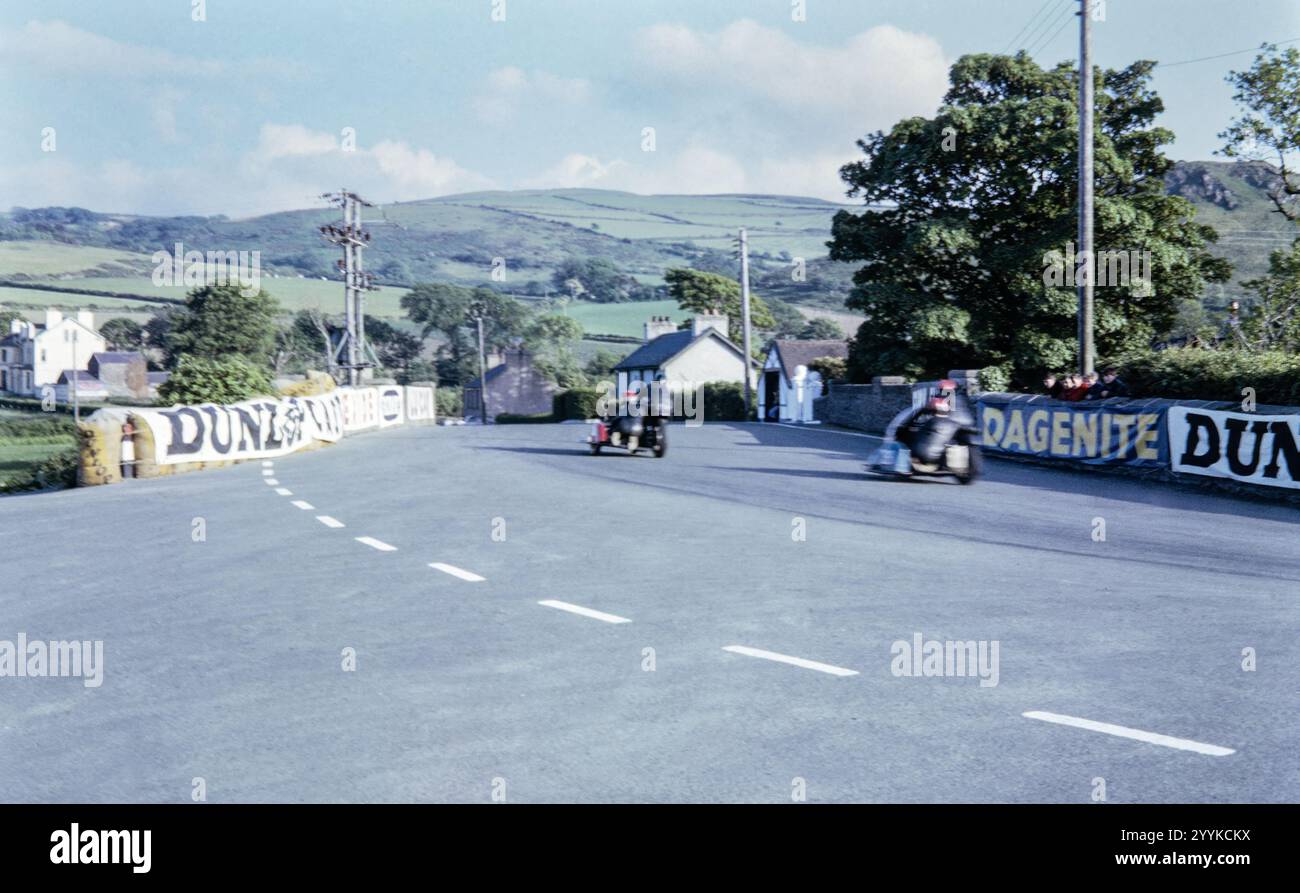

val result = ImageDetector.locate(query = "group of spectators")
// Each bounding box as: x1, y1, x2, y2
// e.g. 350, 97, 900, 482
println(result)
1043, 367, 1129, 401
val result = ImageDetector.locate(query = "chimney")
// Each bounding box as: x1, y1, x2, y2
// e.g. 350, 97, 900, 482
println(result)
77, 310, 94, 331
45, 309, 63, 329
9, 318, 23, 335
692, 310, 729, 338
643, 316, 677, 343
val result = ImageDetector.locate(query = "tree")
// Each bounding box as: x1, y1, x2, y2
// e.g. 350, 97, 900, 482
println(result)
584, 347, 626, 381
99, 317, 145, 351
0, 309, 21, 334
364, 316, 424, 374
166, 284, 280, 369
1220, 44, 1300, 221
829, 52, 1230, 384
799, 317, 845, 340
1241, 238, 1300, 350
664, 268, 777, 343
401, 283, 528, 385
526, 313, 586, 386
156, 355, 274, 405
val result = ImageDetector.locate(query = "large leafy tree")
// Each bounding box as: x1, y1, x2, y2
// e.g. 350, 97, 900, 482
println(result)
166, 284, 280, 369
664, 268, 776, 345
829, 52, 1230, 384
401, 283, 528, 384
1220, 44, 1300, 221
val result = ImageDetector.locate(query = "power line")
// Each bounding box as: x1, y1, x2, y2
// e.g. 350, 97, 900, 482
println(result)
1001, 0, 1059, 54
1160, 37, 1300, 68
1027, 3, 1075, 57
1022, 0, 1074, 55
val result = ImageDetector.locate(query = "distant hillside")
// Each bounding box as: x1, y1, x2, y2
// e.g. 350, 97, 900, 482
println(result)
0, 169, 1292, 321
1163, 160, 1297, 306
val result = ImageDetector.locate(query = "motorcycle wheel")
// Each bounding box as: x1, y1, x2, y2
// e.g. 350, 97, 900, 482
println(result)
589, 443, 602, 455
626, 435, 640, 455
653, 427, 667, 457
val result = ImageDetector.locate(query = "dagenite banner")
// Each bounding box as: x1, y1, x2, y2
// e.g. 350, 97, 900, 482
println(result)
977, 394, 1167, 467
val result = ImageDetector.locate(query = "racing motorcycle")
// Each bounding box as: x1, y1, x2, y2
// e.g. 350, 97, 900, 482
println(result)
587, 388, 670, 458
587, 414, 668, 457
866, 383, 982, 484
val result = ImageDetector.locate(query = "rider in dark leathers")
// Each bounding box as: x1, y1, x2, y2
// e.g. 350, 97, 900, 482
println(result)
893, 380, 977, 467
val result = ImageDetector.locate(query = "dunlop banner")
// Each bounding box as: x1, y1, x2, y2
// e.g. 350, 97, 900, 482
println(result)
405, 386, 436, 422
377, 385, 405, 428
977, 394, 1166, 467
339, 387, 380, 432
1169, 406, 1300, 490
131, 393, 344, 465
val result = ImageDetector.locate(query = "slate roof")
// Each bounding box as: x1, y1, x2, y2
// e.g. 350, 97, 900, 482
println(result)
613, 329, 744, 371
57, 369, 105, 385
769, 339, 849, 382
463, 363, 508, 390
91, 351, 143, 365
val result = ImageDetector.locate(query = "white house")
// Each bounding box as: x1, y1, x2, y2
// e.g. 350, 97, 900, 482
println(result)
612, 312, 751, 394
0, 310, 106, 396
758, 339, 849, 423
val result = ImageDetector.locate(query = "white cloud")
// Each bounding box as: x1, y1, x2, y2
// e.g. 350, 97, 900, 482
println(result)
0, 125, 495, 217
636, 19, 948, 122
522, 145, 848, 199
0, 19, 304, 80
473, 66, 592, 126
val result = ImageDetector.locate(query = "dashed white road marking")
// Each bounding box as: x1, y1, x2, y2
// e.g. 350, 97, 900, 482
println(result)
275, 488, 293, 496
261, 469, 274, 476
429, 562, 485, 582
262, 461, 274, 468
291, 500, 315, 511
316, 515, 345, 528
1023, 711, 1235, 756
537, 600, 630, 624
264, 478, 279, 485
721, 645, 859, 677
356, 536, 397, 552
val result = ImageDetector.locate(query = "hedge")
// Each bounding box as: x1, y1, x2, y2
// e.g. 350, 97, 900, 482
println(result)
700, 380, 752, 422
0, 415, 77, 439
0, 447, 79, 493
1112, 348, 1300, 405
553, 387, 604, 421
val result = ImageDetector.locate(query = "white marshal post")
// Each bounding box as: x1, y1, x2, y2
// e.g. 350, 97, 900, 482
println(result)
739, 227, 753, 420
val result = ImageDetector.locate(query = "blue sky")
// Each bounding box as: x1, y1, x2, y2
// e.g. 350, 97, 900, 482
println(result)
1, 0, 1296, 216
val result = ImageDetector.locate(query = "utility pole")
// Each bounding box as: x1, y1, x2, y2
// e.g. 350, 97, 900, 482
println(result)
472, 309, 489, 425
71, 328, 79, 424
319, 190, 379, 386
738, 227, 753, 420
1077, 0, 1095, 375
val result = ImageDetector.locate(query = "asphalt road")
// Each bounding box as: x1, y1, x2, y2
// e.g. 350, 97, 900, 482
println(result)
1, 421, 1296, 803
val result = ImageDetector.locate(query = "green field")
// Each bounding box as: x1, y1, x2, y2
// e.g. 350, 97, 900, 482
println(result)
564, 299, 683, 338
0, 241, 153, 278
0, 438, 75, 488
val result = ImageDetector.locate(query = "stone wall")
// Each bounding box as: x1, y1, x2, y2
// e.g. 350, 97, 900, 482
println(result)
813, 376, 914, 434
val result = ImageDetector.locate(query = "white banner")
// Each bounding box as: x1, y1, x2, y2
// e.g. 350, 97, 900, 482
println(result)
377, 384, 405, 428
1169, 406, 1300, 490
405, 386, 435, 422
339, 387, 380, 432
134, 393, 344, 465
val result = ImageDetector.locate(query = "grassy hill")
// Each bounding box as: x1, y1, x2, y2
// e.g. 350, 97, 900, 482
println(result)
1, 168, 1291, 331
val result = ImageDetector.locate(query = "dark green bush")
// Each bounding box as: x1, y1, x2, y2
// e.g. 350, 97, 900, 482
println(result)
0, 447, 78, 493
495, 412, 555, 424
156, 355, 274, 405
553, 387, 604, 420
0, 415, 77, 439
435, 386, 463, 419
700, 380, 751, 422
1112, 348, 1300, 405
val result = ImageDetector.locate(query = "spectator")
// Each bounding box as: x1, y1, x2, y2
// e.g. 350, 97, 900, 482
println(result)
1043, 373, 1064, 399
1083, 371, 1102, 399
1061, 373, 1091, 401
1095, 367, 1129, 399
